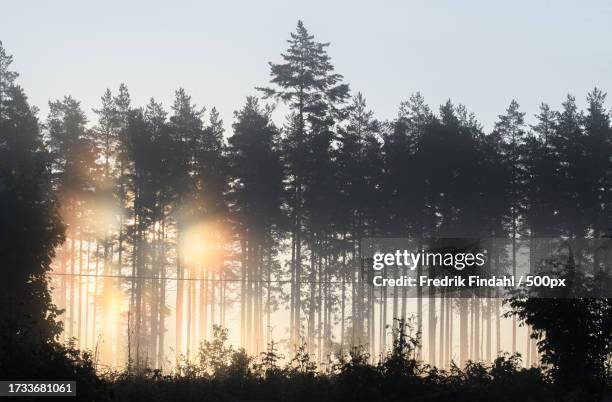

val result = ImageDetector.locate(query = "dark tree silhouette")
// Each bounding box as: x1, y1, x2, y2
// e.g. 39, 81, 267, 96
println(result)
228, 96, 284, 353
258, 20, 350, 347
507, 261, 612, 391
0, 42, 65, 356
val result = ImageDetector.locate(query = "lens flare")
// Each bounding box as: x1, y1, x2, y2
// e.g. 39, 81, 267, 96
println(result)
180, 222, 209, 263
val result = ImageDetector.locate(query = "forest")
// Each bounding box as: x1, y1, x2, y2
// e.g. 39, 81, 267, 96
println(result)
0, 20, 611, 402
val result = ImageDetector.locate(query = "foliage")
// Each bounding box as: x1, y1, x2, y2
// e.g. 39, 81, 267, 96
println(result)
106, 325, 607, 402
506, 259, 612, 390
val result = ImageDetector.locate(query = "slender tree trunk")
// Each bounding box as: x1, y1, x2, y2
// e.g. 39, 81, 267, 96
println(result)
78, 233, 83, 344
246, 239, 253, 352
308, 246, 316, 352
392, 278, 398, 343
199, 264, 206, 343
351, 246, 356, 347
295, 220, 302, 346
190, 264, 196, 357
486, 291, 492, 361
496, 298, 501, 356
175, 227, 183, 358
185, 264, 192, 360
474, 296, 480, 361
439, 289, 445, 367
340, 239, 346, 351
317, 254, 322, 363
381, 267, 387, 358
446, 293, 451, 367
417, 245, 423, 360
92, 241, 99, 352
60, 242, 68, 341
240, 238, 246, 347
369, 282, 375, 361
469, 297, 474, 360
85, 237, 91, 349
157, 219, 166, 369
257, 244, 264, 353
210, 264, 216, 338
70, 234, 76, 338
401, 264, 407, 322
133, 183, 143, 366
150, 223, 160, 368
266, 246, 271, 348
495, 250, 501, 357
459, 296, 468, 365
289, 232, 295, 348
379, 282, 384, 360
428, 262, 436, 365
448, 297, 453, 364
526, 326, 532, 365
117, 162, 125, 361
512, 224, 517, 354
221, 262, 226, 328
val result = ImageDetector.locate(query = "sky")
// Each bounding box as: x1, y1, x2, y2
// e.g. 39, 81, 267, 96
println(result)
2, 0, 612, 133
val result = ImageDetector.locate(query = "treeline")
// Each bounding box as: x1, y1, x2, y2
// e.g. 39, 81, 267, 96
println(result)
2, 19, 612, 376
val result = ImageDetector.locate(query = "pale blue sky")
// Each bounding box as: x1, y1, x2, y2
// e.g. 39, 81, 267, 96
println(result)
2, 0, 612, 132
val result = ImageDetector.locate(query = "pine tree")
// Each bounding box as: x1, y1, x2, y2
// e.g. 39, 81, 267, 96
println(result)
582, 89, 612, 239
552, 95, 586, 239
228, 96, 284, 354
46, 95, 98, 342
493, 100, 527, 354
336, 92, 382, 352
259, 20, 349, 348
168, 88, 205, 359
380, 93, 432, 358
